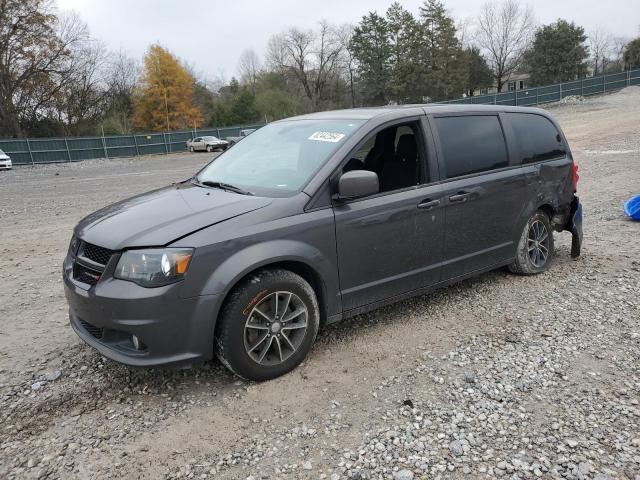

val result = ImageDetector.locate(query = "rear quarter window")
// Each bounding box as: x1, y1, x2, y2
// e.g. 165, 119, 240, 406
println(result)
434, 115, 508, 179
507, 113, 566, 164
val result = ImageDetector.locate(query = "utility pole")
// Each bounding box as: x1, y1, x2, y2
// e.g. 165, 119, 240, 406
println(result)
164, 88, 170, 132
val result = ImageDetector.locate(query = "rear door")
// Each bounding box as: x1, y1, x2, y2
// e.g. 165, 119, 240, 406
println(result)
503, 112, 573, 212
430, 113, 528, 280
333, 118, 444, 312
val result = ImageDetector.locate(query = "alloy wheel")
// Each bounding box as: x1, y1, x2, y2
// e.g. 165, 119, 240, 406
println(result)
244, 291, 308, 366
527, 219, 550, 268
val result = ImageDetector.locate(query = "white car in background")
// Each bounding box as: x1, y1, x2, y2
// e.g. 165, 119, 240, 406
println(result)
0, 149, 12, 170
186, 136, 229, 153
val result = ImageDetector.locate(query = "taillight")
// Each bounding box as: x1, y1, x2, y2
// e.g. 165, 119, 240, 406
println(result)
571, 163, 579, 192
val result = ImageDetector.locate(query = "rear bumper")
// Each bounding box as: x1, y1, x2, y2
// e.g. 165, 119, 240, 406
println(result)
64, 272, 222, 367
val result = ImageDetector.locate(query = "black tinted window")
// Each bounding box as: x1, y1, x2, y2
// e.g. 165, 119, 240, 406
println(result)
507, 113, 566, 164
435, 116, 508, 179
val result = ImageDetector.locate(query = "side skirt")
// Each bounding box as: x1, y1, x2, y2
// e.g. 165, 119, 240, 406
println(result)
326, 259, 514, 324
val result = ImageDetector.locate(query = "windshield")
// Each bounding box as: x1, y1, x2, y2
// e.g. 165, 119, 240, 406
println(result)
196, 119, 364, 197
202, 136, 220, 141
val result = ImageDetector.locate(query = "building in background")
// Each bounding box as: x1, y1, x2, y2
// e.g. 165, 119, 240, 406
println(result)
470, 72, 531, 96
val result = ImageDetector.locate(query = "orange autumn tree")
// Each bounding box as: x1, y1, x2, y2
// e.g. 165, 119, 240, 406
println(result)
132, 44, 202, 131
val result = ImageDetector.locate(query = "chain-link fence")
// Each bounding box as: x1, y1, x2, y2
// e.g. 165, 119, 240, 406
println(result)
0, 124, 263, 166
440, 68, 640, 107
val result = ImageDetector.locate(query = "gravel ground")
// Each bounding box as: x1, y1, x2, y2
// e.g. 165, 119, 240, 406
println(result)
0, 89, 639, 480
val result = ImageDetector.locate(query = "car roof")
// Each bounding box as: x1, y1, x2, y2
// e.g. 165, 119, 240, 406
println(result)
281, 103, 546, 121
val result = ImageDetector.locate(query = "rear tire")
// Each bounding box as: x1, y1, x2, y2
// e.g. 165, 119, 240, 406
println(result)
509, 210, 554, 275
189, 146, 194, 152
215, 269, 320, 381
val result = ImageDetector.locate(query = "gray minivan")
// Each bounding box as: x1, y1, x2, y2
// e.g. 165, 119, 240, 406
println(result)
63, 105, 583, 381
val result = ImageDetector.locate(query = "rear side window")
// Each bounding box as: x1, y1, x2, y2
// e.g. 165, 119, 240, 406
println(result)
435, 115, 508, 179
507, 113, 566, 164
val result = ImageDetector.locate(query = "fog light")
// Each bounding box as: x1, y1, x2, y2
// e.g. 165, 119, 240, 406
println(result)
132, 335, 141, 350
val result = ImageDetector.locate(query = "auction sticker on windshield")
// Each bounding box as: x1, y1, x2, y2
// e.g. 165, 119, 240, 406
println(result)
308, 131, 346, 143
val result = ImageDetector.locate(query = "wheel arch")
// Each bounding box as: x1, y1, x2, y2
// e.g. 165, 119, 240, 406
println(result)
537, 203, 554, 219
217, 260, 329, 331
203, 239, 337, 340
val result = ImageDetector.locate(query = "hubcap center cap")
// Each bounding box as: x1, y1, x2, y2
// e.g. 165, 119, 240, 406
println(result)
271, 322, 281, 334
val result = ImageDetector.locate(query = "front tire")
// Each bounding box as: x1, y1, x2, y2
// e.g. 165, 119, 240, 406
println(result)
509, 210, 554, 275
215, 269, 320, 381
206, 145, 213, 152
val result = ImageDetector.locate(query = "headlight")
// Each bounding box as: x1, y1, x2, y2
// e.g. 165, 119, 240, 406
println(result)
114, 248, 193, 287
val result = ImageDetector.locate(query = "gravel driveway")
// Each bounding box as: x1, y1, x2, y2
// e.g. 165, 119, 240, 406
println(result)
0, 89, 639, 480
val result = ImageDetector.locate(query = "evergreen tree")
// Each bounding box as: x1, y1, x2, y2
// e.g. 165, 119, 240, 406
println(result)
464, 46, 493, 95
418, 0, 468, 101
351, 12, 392, 105
624, 37, 640, 70
525, 20, 589, 86
386, 2, 422, 103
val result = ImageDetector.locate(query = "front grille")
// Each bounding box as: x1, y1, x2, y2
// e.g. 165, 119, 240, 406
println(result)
78, 318, 103, 339
73, 262, 102, 286
71, 241, 115, 287
80, 242, 114, 266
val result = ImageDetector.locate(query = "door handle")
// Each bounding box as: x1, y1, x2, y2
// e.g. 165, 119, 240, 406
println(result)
417, 199, 441, 210
449, 192, 470, 203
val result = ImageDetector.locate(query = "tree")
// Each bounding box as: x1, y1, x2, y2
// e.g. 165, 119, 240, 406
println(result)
103, 51, 140, 134
464, 46, 493, 95
351, 12, 392, 105
238, 49, 261, 94
267, 21, 343, 110
336, 24, 358, 107
132, 44, 202, 131
609, 36, 630, 72
419, 0, 468, 101
524, 20, 588, 86
476, 0, 535, 91
588, 29, 612, 75
50, 41, 110, 135
386, 2, 422, 103
624, 37, 640, 70
0, 1, 89, 137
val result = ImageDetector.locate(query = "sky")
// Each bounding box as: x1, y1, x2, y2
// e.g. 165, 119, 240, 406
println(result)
57, 0, 640, 82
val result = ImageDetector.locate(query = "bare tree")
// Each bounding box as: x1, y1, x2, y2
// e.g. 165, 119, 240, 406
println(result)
456, 17, 474, 49
103, 50, 140, 132
610, 36, 630, 72
589, 29, 613, 75
267, 21, 343, 110
237, 49, 261, 94
475, 0, 535, 91
47, 38, 112, 134
0, 1, 90, 137
336, 24, 357, 108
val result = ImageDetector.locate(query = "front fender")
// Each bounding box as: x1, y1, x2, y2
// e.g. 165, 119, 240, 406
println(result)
197, 239, 340, 318
199, 239, 328, 295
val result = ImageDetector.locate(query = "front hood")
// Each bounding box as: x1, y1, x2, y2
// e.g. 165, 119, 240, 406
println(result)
75, 182, 272, 250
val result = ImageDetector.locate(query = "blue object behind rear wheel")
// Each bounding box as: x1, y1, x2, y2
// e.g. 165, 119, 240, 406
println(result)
624, 194, 640, 221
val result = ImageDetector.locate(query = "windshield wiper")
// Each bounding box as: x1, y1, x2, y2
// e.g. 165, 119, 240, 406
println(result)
197, 180, 254, 196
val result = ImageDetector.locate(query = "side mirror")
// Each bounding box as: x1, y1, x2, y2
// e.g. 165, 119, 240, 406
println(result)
337, 170, 379, 200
